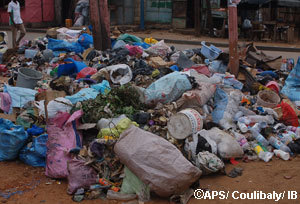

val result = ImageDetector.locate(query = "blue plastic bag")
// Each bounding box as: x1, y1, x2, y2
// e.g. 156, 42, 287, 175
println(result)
91, 80, 111, 94
19, 134, 48, 167
4, 84, 37, 109
57, 58, 87, 77
78, 33, 93, 49
170, 65, 179, 72
27, 125, 45, 136
140, 72, 192, 106
47, 38, 84, 55
65, 88, 99, 104
209, 60, 228, 74
259, 71, 278, 79
133, 42, 151, 49
281, 57, 300, 101
0, 118, 28, 161
212, 88, 228, 123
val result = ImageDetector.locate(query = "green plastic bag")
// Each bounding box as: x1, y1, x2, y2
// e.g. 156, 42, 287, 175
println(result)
121, 166, 150, 202
117, 34, 142, 43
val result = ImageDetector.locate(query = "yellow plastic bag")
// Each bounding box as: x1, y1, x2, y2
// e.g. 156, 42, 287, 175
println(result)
98, 118, 138, 138
144, 37, 158, 44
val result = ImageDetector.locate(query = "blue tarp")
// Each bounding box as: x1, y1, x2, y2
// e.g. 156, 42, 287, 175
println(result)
4, 85, 37, 109
281, 57, 300, 101
57, 58, 87, 77
47, 38, 84, 56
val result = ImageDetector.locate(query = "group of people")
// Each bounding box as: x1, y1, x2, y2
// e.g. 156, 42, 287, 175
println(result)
6, 0, 90, 49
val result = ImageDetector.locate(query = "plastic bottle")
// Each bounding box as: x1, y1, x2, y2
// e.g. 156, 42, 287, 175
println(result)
250, 129, 269, 147
280, 59, 287, 71
251, 122, 267, 132
287, 126, 298, 132
253, 143, 273, 162
273, 149, 290, 161
278, 132, 294, 145
237, 121, 248, 133
274, 123, 286, 131
233, 131, 250, 151
98, 178, 120, 192
234, 111, 244, 121
286, 126, 300, 139
268, 136, 291, 153
238, 115, 274, 125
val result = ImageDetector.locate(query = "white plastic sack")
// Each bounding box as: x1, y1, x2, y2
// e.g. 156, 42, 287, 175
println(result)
198, 127, 244, 159
195, 151, 225, 175
114, 125, 202, 197
138, 72, 192, 106
74, 15, 85, 27
106, 64, 133, 85
170, 51, 180, 62
145, 40, 172, 57
35, 97, 73, 119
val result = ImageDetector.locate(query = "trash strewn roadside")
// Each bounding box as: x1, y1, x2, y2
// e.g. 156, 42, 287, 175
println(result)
0, 26, 300, 203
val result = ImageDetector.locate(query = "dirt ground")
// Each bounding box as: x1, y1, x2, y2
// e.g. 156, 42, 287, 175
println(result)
128, 30, 300, 48
1, 155, 300, 204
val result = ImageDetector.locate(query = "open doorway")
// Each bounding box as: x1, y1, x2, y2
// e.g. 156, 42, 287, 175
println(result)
61, 0, 77, 25
186, 0, 195, 28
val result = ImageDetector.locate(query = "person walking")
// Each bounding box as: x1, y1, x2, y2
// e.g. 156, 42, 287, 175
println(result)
7, 0, 26, 48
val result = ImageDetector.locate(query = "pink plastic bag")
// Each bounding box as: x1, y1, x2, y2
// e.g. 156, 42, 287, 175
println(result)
125, 45, 143, 56
184, 65, 211, 77
45, 110, 83, 178
0, 93, 11, 113
76, 67, 97, 80
67, 157, 98, 194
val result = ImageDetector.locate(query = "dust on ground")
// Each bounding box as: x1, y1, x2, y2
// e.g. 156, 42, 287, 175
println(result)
1, 156, 300, 204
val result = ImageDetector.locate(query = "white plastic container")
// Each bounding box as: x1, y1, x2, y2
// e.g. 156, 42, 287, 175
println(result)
168, 108, 203, 140
237, 121, 248, 133
274, 149, 290, 161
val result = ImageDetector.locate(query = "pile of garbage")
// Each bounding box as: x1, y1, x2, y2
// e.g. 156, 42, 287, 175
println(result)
0, 27, 300, 203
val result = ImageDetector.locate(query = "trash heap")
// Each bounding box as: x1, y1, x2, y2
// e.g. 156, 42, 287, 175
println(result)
0, 27, 300, 203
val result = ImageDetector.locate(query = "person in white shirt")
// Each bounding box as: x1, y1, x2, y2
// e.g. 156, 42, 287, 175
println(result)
7, 0, 26, 48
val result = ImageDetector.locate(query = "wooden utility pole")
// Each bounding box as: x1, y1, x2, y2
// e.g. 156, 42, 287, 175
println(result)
194, 0, 201, 36
54, 0, 62, 26
90, 0, 111, 50
228, 1, 239, 76
205, 0, 213, 36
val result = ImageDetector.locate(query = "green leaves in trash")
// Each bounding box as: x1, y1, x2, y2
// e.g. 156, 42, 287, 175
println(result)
76, 84, 143, 123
